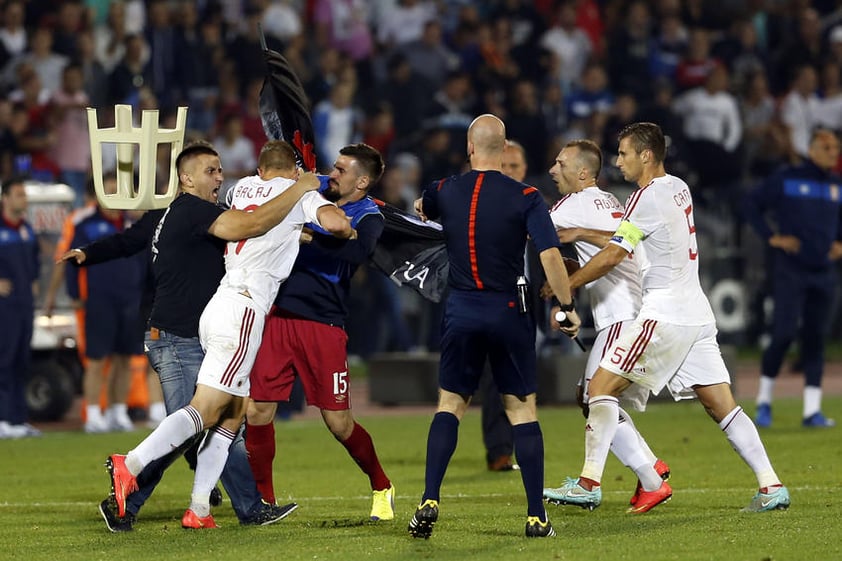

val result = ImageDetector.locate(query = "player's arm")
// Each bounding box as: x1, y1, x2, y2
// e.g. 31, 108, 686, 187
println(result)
539, 248, 581, 336
556, 227, 615, 247
314, 204, 356, 239
415, 178, 445, 222
208, 173, 320, 241
569, 220, 637, 289
307, 214, 384, 264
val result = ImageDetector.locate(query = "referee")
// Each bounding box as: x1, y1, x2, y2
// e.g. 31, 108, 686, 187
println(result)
407, 114, 581, 539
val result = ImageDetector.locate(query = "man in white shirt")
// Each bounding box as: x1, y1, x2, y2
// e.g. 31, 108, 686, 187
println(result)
105, 141, 356, 528
547, 123, 790, 513
541, 139, 670, 513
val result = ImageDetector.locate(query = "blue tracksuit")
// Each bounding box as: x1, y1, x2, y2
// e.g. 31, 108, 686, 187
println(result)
743, 161, 842, 386
421, 170, 560, 396
0, 215, 39, 424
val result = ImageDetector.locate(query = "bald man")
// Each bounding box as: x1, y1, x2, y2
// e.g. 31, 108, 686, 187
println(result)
409, 115, 581, 538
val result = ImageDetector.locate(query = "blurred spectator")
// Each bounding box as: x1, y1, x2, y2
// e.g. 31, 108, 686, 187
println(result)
739, 72, 788, 178
314, 80, 363, 168
779, 64, 821, 162
491, 0, 546, 51
506, 78, 549, 173
257, 0, 303, 44
123, 0, 147, 35
680, 0, 726, 31
540, 0, 592, 93
305, 47, 343, 106
400, 19, 458, 89
0, 1, 27, 60
427, 70, 475, 130
313, 0, 375, 81
378, 53, 434, 141
649, 14, 687, 82
376, 0, 436, 49
107, 33, 150, 106
541, 81, 568, 157
672, 63, 742, 202
674, 28, 720, 92
565, 62, 614, 143
75, 30, 109, 108
176, 5, 223, 134
49, 63, 91, 206
94, 1, 136, 74
227, 5, 282, 89
475, 18, 520, 90
771, 7, 825, 95
574, 0, 605, 57
213, 113, 256, 188
362, 102, 395, 157
12, 70, 59, 181
601, 93, 638, 153
717, 18, 768, 95
606, 0, 653, 99
15, 26, 69, 94
144, 0, 178, 108
816, 61, 842, 134
53, 0, 86, 59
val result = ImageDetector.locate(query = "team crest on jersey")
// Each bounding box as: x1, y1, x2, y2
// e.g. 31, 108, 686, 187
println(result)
831, 184, 840, 202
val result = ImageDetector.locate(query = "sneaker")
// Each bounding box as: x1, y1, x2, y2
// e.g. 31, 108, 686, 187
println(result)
210, 486, 223, 507
630, 458, 671, 506
106, 407, 135, 432
370, 485, 395, 521
543, 477, 602, 511
11, 423, 42, 437
802, 412, 836, 428
488, 455, 519, 472
240, 500, 298, 526
525, 515, 556, 538
99, 497, 135, 532
182, 508, 218, 529
85, 415, 110, 434
741, 485, 791, 512
627, 481, 672, 514
407, 499, 438, 539
0, 421, 28, 439
755, 403, 772, 428
105, 454, 138, 518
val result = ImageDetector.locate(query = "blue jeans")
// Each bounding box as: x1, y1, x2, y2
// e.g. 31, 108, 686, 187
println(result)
125, 329, 262, 520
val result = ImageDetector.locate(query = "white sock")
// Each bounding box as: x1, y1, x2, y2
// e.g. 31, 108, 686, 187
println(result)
108, 403, 129, 419
756, 376, 775, 406
582, 395, 619, 483
803, 386, 821, 418
126, 405, 204, 476
720, 406, 780, 489
190, 426, 236, 517
86, 404, 104, 422
611, 409, 661, 491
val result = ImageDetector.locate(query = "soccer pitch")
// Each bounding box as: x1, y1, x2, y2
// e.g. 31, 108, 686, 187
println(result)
2, 397, 840, 561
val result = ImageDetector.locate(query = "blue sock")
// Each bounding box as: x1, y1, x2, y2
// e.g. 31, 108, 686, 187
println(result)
422, 412, 460, 502
513, 421, 546, 520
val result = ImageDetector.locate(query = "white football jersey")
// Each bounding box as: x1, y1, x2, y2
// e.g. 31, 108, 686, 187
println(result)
220, 175, 334, 314
550, 186, 642, 331
610, 174, 715, 325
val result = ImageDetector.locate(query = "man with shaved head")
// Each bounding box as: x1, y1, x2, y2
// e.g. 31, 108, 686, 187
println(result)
409, 114, 582, 539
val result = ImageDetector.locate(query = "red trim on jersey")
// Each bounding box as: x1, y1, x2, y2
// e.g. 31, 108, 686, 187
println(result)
468, 173, 485, 289
221, 307, 256, 387
522, 186, 538, 195
621, 181, 653, 219
550, 193, 572, 213
620, 319, 656, 372
436, 178, 446, 191
611, 211, 624, 219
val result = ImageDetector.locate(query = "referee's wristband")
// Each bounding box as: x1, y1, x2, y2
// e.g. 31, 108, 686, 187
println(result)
553, 298, 575, 312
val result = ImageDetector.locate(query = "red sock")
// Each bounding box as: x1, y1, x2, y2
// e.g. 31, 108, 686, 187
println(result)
341, 422, 391, 491
580, 477, 601, 490
245, 422, 276, 503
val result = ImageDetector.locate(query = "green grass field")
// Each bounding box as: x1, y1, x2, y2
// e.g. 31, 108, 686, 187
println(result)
2, 396, 840, 561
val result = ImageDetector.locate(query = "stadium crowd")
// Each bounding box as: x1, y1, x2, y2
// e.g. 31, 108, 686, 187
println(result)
2, 0, 842, 358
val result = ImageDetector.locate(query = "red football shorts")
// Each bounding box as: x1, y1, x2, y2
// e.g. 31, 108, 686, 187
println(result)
249, 309, 351, 410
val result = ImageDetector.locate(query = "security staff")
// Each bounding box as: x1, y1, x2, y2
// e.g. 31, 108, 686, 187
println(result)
407, 114, 581, 539
0, 177, 40, 439
744, 128, 842, 428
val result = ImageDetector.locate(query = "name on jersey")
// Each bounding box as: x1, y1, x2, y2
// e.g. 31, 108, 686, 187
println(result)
593, 195, 622, 211
673, 188, 691, 207
234, 183, 275, 200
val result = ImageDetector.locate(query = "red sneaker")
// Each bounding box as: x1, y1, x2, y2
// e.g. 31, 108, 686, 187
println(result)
105, 454, 138, 518
627, 481, 672, 514
629, 459, 670, 506
181, 509, 218, 529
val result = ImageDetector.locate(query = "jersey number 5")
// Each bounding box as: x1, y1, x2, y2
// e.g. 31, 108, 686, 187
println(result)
684, 204, 698, 260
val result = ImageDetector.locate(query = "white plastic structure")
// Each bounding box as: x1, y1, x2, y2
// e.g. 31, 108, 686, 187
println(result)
87, 104, 187, 210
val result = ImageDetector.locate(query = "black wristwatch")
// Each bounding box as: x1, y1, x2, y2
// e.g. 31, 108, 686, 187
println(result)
555, 298, 575, 312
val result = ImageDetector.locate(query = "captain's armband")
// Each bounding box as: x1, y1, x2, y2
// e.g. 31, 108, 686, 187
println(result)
611, 220, 644, 249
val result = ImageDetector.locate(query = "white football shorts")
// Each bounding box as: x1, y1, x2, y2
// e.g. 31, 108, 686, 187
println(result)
197, 289, 265, 397
583, 320, 651, 411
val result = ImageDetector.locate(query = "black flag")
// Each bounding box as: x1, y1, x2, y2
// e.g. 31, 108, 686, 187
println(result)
369, 199, 449, 303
